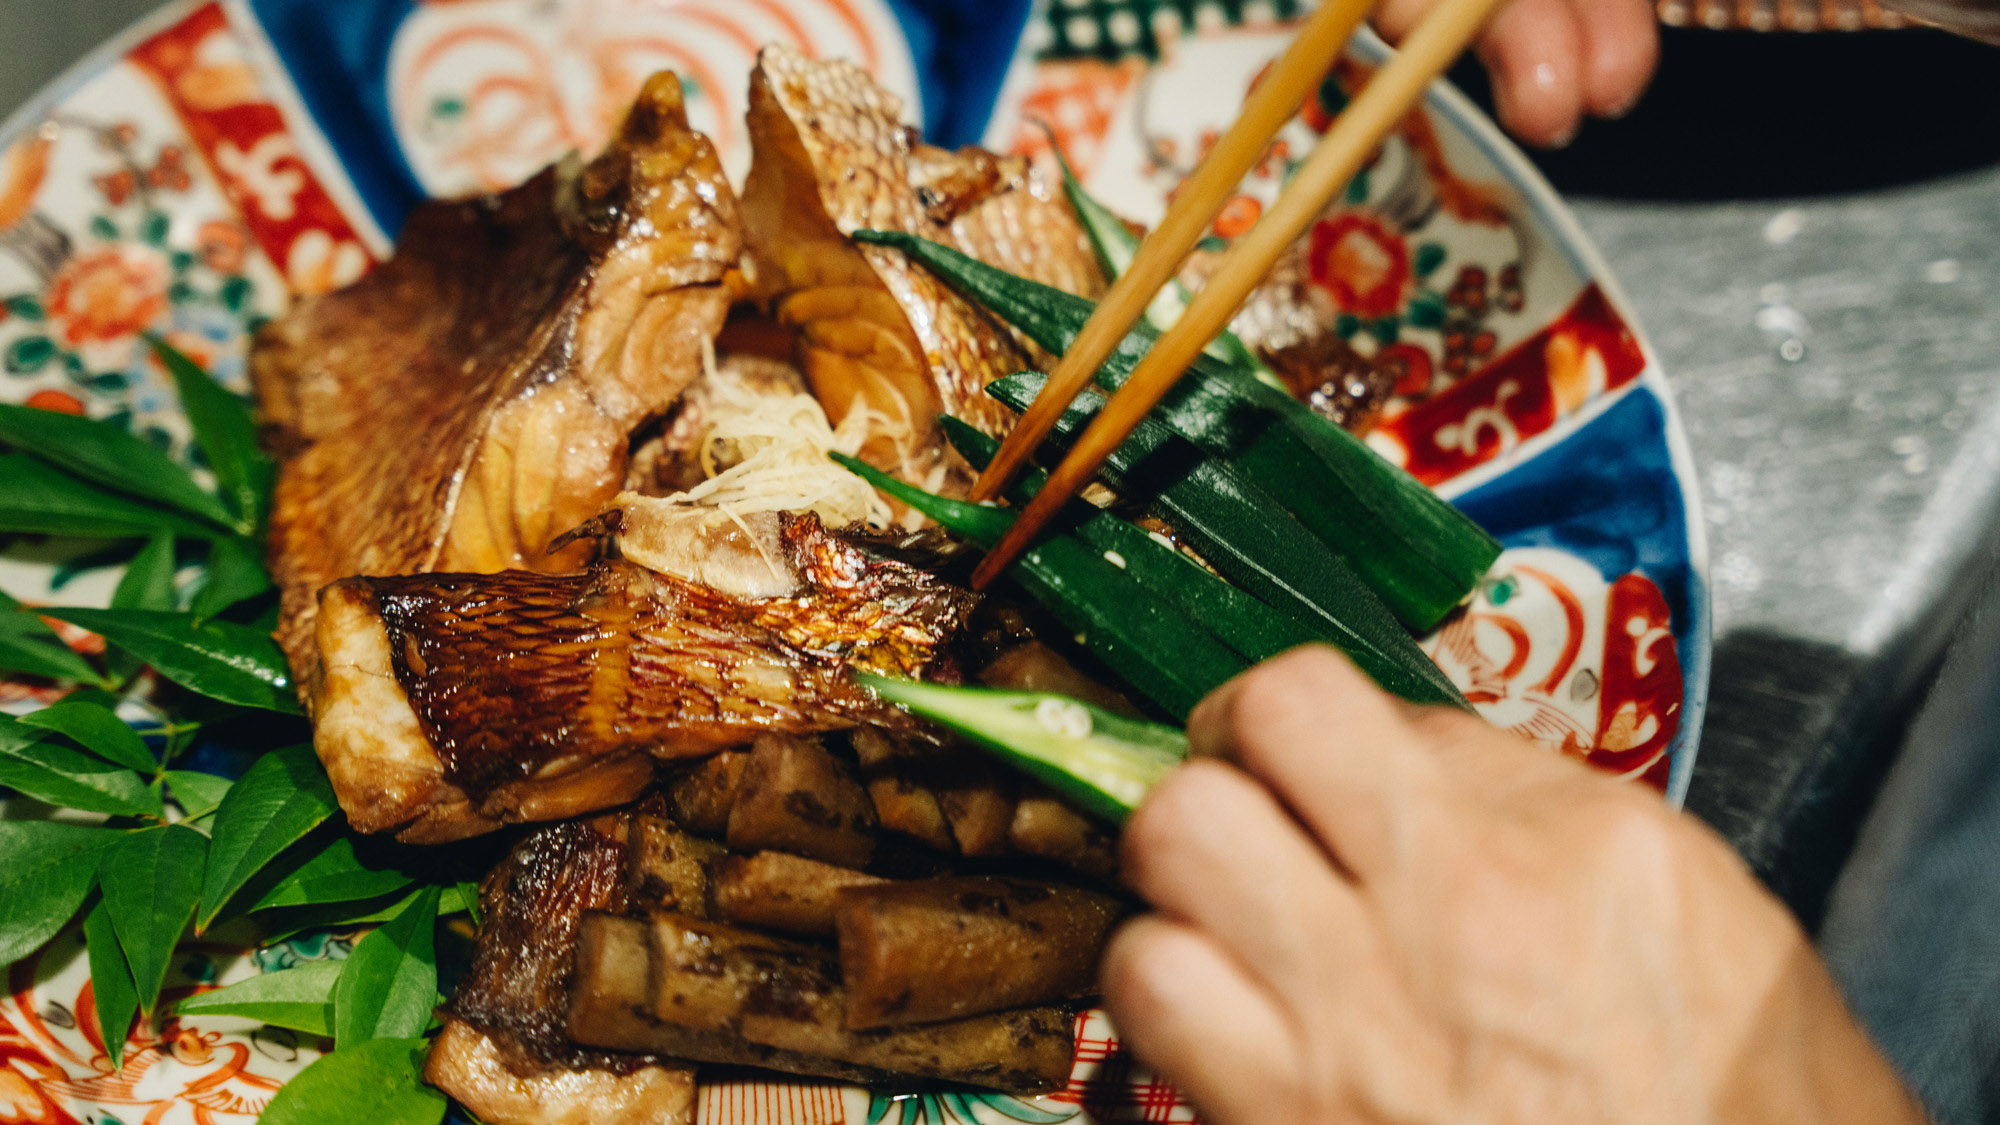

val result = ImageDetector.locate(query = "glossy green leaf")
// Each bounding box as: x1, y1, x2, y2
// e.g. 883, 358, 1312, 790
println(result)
113, 530, 179, 611
257, 1038, 444, 1125
258, 883, 475, 944
35, 607, 299, 714
0, 820, 121, 967
190, 535, 272, 622
198, 744, 335, 928
454, 879, 481, 927
0, 716, 162, 818
0, 403, 236, 530
148, 336, 273, 531
98, 823, 208, 1015
0, 590, 101, 684
164, 769, 233, 820
18, 698, 155, 772
331, 885, 440, 1045
0, 454, 215, 539
250, 835, 415, 912
175, 961, 340, 1036
104, 531, 179, 680
82, 896, 141, 1069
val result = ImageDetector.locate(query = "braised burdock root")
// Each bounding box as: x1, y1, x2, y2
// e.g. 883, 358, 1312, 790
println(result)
835, 878, 1125, 1030
570, 912, 1075, 1092
713, 851, 885, 937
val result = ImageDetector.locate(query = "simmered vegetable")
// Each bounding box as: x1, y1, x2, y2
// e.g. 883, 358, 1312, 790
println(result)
830, 454, 1241, 718
853, 229, 1500, 633
860, 674, 1184, 824
939, 416, 1318, 666
834, 876, 1125, 1028
981, 375, 1466, 708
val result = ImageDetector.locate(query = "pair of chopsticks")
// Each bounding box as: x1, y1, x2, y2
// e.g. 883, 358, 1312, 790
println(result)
968, 0, 1506, 589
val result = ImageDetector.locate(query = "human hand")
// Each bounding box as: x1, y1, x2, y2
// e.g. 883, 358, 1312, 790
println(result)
1102, 646, 1927, 1124
1375, 0, 1660, 147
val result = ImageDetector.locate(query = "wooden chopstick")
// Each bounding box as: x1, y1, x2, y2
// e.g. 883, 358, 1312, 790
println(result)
969, 0, 1373, 504
971, 0, 1508, 590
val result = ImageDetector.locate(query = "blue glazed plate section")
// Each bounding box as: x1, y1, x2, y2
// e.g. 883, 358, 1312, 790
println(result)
1453, 389, 1711, 804
239, 0, 1034, 238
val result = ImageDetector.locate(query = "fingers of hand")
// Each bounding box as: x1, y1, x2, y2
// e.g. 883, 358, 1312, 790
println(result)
1473, 0, 1586, 147
1378, 0, 1657, 145
1186, 645, 1458, 883
1568, 0, 1660, 118
1122, 759, 1371, 989
1100, 914, 1305, 1125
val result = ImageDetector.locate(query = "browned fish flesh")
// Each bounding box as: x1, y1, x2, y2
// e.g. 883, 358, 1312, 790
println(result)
311, 510, 976, 841
428, 815, 696, 1125
1179, 243, 1394, 431
739, 45, 1103, 480
425, 1022, 693, 1125
254, 72, 741, 682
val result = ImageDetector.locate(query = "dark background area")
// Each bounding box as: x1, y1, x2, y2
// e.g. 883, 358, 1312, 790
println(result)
1447, 25, 2000, 201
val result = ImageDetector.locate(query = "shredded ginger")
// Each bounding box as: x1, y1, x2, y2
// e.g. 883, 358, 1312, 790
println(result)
664, 341, 947, 531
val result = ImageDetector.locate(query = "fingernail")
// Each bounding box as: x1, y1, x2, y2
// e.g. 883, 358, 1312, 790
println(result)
1602, 87, 1645, 121
1543, 120, 1579, 150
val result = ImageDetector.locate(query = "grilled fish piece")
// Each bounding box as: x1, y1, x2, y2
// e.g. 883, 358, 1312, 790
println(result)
739, 45, 1102, 481
254, 72, 741, 682
1180, 244, 1394, 431
312, 511, 976, 842
429, 815, 696, 1125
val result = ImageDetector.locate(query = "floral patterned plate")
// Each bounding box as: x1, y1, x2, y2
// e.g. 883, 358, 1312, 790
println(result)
0, 1, 1709, 1123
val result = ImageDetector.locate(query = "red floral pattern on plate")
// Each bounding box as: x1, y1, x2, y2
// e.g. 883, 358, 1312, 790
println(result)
126, 2, 376, 296
44, 245, 171, 349
1306, 210, 1411, 319
1375, 284, 1649, 485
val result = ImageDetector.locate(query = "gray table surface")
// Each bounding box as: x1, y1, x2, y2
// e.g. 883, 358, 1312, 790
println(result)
1574, 178, 2000, 918
11, 0, 1999, 917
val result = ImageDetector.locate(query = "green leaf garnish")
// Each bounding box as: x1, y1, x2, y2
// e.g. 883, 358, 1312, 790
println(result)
331, 885, 441, 1045
147, 336, 273, 531
190, 535, 273, 623
82, 895, 141, 1069
164, 769, 233, 820
112, 530, 178, 612
35, 607, 299, 714
198, 744, 336, 929
0, 590, 101, 684
98, 823, 208, 1016
0, 454, 217, 540
0, 403, 237, 531
250, 834, 416, 913
257, 1037, 445, 1125
105, 531, 179, 681
176, 960, 340, 1036
0, 715, 162, 818
0, 820, 121, 967
18, 698, 155, 773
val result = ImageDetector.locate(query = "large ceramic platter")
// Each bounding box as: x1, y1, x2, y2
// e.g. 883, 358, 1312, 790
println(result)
0, 2, 1709, 1122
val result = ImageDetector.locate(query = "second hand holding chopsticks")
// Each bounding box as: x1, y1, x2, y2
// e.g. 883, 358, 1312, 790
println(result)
970, 0, 1509, 590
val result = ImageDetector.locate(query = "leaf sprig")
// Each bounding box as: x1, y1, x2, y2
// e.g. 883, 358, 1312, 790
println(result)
0, 343, 473, 1121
